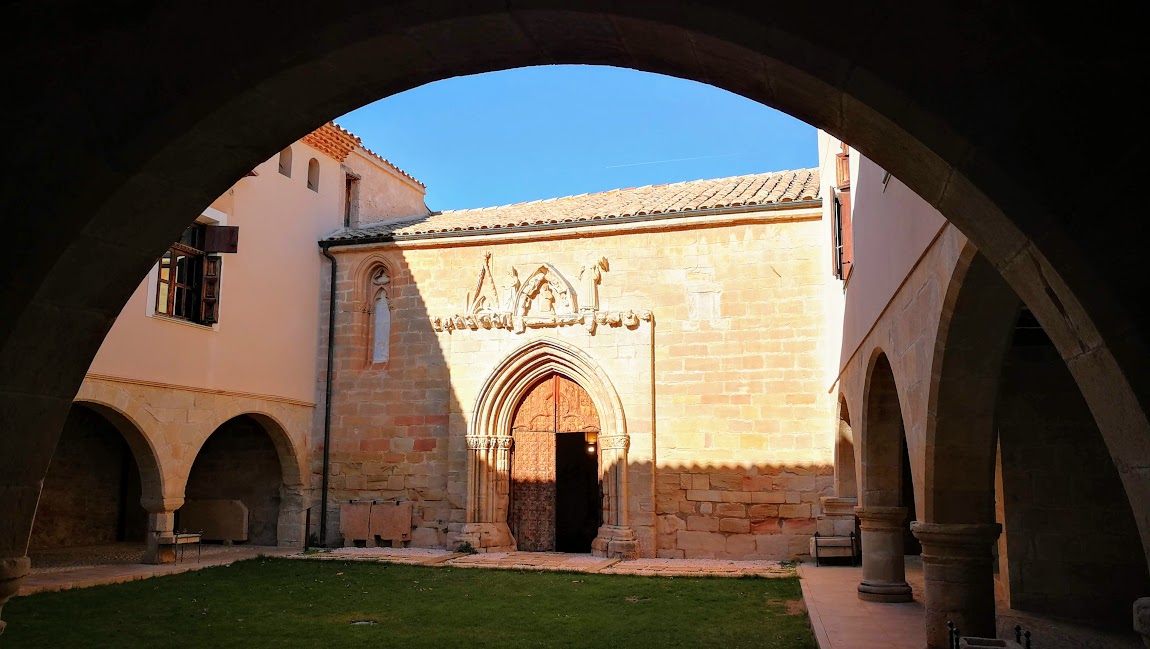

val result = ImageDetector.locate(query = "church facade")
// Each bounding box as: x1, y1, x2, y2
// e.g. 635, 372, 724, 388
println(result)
318, 169, 840, 559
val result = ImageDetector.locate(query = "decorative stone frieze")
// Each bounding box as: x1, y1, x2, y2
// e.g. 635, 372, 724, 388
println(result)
430, 252, 652, 334
598, 434, 629, 451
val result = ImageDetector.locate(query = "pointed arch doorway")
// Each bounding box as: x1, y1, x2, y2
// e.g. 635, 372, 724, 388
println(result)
509, 373, 602, 552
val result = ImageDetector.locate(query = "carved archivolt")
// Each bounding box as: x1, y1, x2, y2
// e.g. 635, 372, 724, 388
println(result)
433, 252, 652, 334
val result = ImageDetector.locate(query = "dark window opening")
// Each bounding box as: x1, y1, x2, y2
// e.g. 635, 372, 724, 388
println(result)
278, 147, 293, 177
344, 174, 359, 227
307, 158, 320, 192
156, 222, 229, 326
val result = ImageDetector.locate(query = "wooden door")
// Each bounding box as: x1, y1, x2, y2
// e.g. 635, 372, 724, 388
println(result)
509, 374, 600, 551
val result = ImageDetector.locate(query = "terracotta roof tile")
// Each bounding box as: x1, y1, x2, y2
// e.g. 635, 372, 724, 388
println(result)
325, 168, 820, 242
301, 122, 425, 188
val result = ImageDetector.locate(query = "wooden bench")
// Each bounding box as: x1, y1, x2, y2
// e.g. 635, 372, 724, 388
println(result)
812, 531, 857, 566
154, 530, 203, 562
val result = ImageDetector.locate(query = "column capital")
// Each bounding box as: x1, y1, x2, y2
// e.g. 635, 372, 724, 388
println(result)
910, 522, 1001, 550
855, 505, 907, 530
140, 496, 184, 513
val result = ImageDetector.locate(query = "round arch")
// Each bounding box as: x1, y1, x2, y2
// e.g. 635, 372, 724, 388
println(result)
182, 409, 307, 495
4, 4, 1150, 638
922, 245, 1020, 524
71, 400, 168, 513
462, 337, 637, 558
179, 411, 308, 547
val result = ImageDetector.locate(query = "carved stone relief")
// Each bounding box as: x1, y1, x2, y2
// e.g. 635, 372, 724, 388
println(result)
432, 252, 652, 334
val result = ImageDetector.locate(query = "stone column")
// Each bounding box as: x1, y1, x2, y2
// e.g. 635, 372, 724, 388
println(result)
0, 556, 30, 636
1132, 597, 1150, 649
277, 484, 307, 548
142, 497, 183, 564
856, 506, 913, 602
911, 522, 1002, 649
459, 435, 515, 551
591, 433, 638, 559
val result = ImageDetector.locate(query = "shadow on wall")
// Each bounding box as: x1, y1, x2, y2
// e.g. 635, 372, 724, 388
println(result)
181, 415, 283, 546
316, 247, 462, 549
995, 310, 1150, 629
28, 405, 148, 551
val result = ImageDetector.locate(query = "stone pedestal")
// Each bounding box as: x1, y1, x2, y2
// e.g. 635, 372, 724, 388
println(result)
1134, 597, 1150, 649
0, 556, 30, 636
911, 522, 1002, 649
856, 506, 913, 602
592, 524, 639, 559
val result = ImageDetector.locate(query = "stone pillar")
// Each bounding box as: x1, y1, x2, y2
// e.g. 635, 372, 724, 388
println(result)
911, 522, 1002, 649
591, 433, 638, 559
459, 435, 515, 552
1134, 597, 1150, 649
0, 556, 30, 636
142, 497, 183, 564
856, 506, 913, 602
277, 484, 306, 548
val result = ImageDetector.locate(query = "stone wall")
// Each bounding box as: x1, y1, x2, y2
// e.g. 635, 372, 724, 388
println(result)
996, 335, 1150, 628
322, 207, 837, 558
183, 416, 284, 545
30, 405, 146, 548
71, 376, 314, 548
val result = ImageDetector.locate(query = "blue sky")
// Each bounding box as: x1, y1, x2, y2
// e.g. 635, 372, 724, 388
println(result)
336, 65, 816, 212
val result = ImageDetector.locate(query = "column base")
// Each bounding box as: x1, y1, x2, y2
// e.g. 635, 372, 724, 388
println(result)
458, 523, 516, 553
0, 556, 31, 636
591, 525, 639, 559
857, 580, 914, 602
1133, 597, 1150, 649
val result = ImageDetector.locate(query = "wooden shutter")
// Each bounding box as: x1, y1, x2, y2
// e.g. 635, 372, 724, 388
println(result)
200, 256, 222, 324
839, 187, 853, 280
203, 225, 239, 253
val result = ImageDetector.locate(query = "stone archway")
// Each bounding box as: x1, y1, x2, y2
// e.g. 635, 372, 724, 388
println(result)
914, 248, 1020, 648
856, 350, 915, 603
461, 338, 636, 559
3, 3, 1150, 639
180, 412, 308, 547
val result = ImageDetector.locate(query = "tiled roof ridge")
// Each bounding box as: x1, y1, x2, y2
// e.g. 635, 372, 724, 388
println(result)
321, 121, 426, 188
437, 168, 818, 215
324, 167, 820, 243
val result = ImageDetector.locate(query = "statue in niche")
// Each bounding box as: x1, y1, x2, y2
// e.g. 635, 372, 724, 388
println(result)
535, 280, 555, 314
502, 267, 520, 312
371, 267, 391, 363
580, 257, 609, 312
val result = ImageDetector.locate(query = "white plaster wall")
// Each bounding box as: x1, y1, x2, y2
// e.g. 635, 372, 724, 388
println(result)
88, 141, 346, 403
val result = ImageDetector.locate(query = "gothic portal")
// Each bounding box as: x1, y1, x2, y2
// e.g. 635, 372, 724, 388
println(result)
509, 373, 602, 552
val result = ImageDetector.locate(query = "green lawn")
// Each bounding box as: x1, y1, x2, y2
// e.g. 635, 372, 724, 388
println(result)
3, 557, 817, 648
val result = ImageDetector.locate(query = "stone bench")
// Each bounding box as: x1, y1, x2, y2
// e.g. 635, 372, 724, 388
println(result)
810, 531, 857, 566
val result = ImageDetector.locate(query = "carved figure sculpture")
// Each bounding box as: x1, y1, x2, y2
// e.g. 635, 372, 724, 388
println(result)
579, 257, 609, 311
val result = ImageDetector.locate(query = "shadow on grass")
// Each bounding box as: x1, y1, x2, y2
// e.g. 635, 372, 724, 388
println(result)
4, 557, 816, 648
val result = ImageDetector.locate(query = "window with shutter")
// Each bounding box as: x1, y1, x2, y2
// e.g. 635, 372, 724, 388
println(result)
154, 221, 238, 326
200, 256, 222, 324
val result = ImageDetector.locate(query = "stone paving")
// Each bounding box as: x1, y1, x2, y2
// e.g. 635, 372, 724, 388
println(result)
300, 547, 795, 577
797, 556, 1143, 649
18, 544, 293, 595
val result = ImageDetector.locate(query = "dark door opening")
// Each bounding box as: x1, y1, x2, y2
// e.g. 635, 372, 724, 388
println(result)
555, 432, 600, 552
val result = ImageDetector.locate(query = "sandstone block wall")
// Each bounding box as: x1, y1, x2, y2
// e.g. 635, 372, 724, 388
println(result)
322, 208, 837, 558
69, 376, 313, 547
30, 405, 146, 548
183, 416, 283, 545
997, 340, 1150, 627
